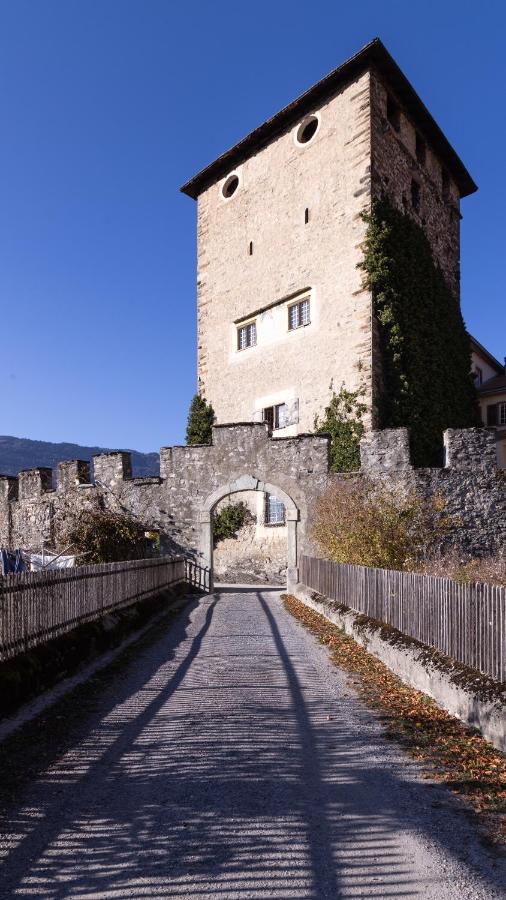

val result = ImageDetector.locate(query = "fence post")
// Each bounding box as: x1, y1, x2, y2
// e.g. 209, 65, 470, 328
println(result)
0, 556, 191, 663
297, 555, 505, 682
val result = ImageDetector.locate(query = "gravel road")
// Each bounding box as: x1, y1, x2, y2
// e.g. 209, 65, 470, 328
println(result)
0, 586, 505, 899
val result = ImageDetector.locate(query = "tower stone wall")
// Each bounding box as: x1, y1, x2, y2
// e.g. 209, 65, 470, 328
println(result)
196, 70, 374, 434
192, 55, 471, 441
370, 69, 461, 297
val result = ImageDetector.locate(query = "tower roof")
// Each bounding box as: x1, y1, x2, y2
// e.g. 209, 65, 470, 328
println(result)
180, 38, 477, 200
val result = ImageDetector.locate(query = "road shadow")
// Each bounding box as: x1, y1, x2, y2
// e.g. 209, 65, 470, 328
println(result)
0, 587, 503, 899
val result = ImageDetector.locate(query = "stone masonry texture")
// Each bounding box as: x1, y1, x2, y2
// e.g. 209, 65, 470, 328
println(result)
194, 65, 468, 438
1, 425, 505, 574
196, 71, 374, 433
370, 69, 461, 297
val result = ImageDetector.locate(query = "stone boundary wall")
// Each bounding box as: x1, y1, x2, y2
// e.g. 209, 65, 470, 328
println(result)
359, 427, 506, 555
0, 425, 504, 577
0, 425, 330, 575
292, 584, 506, 753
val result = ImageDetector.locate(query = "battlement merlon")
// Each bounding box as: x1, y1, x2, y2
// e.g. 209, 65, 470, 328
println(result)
93, 452, 132, 489
18, 468, 53, 500
360, 429, 413, 474
0, 475, 18, 503
444, 428, 498, 471
212, 422, 271, 449
57, 460, 91, 492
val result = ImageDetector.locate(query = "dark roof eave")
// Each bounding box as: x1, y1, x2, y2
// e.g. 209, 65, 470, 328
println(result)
478, 383, 506, 397
180, 38, 477, 200
470, 334, 504, 374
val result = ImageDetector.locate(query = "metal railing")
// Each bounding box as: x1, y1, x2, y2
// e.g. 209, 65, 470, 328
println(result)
300, 555, 506, 682
185, 559, 212, 593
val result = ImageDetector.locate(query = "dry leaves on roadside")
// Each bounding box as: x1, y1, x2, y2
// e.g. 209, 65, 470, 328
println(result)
283, 593, 506, 846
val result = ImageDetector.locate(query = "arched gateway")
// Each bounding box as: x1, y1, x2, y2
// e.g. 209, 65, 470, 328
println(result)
0, 425, 501, 589
0, 423, 333, 591
200, 475, 300, 590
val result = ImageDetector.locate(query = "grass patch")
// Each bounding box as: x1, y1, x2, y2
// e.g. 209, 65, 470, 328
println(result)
283, 593, 506, 846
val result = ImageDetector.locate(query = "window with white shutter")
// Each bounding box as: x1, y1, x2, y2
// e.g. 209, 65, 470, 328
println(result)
263, 403, 287, 431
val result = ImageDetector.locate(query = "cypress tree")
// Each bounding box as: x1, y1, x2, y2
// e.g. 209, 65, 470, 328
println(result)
186, 394, 215, 445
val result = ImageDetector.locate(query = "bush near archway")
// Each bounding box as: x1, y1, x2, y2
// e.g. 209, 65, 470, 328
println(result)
213, 502, 248, 546
312, 478, 450, 571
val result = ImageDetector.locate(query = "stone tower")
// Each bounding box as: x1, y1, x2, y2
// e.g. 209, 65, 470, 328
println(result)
181, 38, 476, 437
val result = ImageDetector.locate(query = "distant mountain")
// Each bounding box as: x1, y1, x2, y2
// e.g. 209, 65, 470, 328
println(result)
0, 436, 160, 481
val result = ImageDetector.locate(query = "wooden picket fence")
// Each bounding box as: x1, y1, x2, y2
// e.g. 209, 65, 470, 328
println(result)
300, 555, 506, 683
0, 556, 186, 662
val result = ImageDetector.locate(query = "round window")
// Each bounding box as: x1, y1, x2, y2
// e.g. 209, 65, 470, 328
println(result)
295, 115, 319, 146
222, 174, 239, 199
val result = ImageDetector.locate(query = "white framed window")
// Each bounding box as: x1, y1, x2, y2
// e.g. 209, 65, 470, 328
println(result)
473, 367, 483, 386
499, 403, 506, 426
237, 321, 256, 350
288, 297, 310, 331
265, 493, 285, 525
263, 403, 287, 432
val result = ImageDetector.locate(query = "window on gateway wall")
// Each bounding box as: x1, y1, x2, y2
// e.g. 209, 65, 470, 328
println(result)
265, 493, 285, 525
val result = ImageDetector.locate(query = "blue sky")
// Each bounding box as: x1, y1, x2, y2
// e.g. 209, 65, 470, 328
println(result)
1, 0, 504, 452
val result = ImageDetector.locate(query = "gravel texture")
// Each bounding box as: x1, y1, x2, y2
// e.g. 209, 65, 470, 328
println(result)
0, 586, 505, 899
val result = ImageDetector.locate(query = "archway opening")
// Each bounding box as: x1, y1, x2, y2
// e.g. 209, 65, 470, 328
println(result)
212, 489, 287, 586
199, 476, 299, 591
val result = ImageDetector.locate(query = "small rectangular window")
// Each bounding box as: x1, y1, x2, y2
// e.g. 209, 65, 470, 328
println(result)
265, 493, 285, 525
386, 94, 400, 132
473, 367, 483, 386
263, 403, 287, 431
415, 133, 426, 165
487, 404, 498, 426
237, 321, 256, 350
411, 179, 420, 213
288, 297, 310, 330
500, 403, 506, 426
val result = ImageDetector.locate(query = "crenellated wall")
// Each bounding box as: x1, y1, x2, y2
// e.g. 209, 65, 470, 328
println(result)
0, 425, 504, 573
360, 427, 506, 554
0, 425, 329, 570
